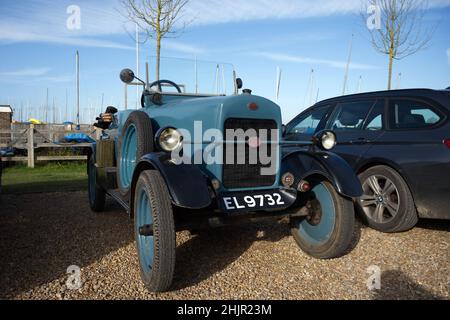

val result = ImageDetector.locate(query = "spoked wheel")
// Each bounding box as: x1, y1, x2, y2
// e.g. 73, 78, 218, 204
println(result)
134, 170, 175, 292
357, 166, 418, 233
291, 181, 355, 259
88, 156, 106, 212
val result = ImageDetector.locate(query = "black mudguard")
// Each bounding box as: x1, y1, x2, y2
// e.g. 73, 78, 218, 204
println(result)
132, 152, 212, 210
282, 149, 363, 198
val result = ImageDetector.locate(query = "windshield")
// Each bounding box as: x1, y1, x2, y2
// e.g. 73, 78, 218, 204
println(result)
145, 56, 236, 96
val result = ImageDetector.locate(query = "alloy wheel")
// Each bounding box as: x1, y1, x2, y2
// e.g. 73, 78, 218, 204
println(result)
359, 175, 400, 224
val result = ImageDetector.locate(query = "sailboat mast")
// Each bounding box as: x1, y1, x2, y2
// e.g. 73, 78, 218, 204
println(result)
342, 34, 354, 95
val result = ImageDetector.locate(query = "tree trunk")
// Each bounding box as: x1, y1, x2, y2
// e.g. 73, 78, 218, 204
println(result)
387, 47, 394, 90
156, 35, 161, 82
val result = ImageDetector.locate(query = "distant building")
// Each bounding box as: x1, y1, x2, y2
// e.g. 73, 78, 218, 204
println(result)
0, 105, 12, 145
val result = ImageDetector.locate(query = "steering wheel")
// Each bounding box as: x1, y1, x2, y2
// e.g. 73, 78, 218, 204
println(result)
149, 80, 182, 94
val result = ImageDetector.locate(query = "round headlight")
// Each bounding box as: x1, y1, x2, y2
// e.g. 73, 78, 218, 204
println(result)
320, 131, 337, 150
158, 128, 183, 152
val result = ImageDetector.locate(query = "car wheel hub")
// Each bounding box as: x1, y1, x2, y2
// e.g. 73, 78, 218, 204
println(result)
360, 175, 400, 224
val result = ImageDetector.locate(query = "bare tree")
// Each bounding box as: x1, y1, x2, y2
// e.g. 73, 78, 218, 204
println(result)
121, 0, 190, 81
363, 0, 433, 90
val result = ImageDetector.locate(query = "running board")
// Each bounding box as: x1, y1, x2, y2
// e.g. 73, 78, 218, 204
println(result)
107, 189, 131, 215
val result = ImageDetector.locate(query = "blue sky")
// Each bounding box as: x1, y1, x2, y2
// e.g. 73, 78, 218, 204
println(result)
0, 0, 449, 123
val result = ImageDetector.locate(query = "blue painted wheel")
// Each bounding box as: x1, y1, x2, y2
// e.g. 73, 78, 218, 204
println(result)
88, 156, 106, 212
291, 181, 355, 259
297, 183, 336, 246
134, 170, 175, 292
119, 124, 137, 191
135, 178, 154, 273
117, 111, 153, 197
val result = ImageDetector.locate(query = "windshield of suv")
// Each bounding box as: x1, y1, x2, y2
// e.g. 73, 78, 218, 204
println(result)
145, 56, 236, 96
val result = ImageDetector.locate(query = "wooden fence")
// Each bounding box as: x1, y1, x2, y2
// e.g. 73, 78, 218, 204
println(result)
0, 124, 99, 168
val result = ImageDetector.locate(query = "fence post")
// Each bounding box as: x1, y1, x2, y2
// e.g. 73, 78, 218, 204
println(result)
27, 124, 35, 168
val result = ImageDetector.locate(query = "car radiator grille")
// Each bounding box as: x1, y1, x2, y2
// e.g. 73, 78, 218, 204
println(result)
223, 118, 278, 189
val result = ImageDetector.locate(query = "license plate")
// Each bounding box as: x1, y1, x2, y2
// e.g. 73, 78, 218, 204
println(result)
219, 190, 294, 213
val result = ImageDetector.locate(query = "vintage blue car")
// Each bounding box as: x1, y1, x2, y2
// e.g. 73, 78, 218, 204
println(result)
88, 62, 362, 292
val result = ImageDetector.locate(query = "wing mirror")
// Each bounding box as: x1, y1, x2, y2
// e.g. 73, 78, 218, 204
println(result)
120, 68, 135, 84
236, 78, 243, 90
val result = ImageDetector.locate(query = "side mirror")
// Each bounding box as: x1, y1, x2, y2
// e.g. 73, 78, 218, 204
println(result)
282, 124, 287, 136
120, 68, 135, 84
236, 78, 243, 90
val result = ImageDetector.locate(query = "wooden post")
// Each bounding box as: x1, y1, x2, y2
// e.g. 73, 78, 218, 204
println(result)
95, 127, 102, 140
27, 124, 35, 168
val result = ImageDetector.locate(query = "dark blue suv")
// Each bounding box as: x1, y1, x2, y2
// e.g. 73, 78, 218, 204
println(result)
284, 89, 450, 233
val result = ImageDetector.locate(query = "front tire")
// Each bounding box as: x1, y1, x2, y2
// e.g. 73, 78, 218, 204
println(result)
134, 170, 176, 292
357, 166, 418, 233
291, 181, 355, 259
88, 156, 106, 212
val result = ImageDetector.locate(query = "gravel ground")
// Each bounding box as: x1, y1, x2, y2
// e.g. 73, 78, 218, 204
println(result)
0, 191, 449, 300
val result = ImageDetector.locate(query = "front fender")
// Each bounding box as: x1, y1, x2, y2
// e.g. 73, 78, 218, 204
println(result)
133, 152, 212, 210
282, 149, 363, 198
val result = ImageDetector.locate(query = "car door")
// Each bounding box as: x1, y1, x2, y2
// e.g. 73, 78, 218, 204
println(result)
364, 97, 450, 218
284, 105, 333, 142
325, 99, 386, 169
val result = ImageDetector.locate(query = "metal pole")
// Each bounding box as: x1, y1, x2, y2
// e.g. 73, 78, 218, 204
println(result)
396, 73, 402, 89
45, 88, 49, 123
233, 70, 238, 95
124, 84, 128, 110
195, 56, 198, 94
52, 97, 55, 124
276, 67, 282, 102
65, 89, 68, 122
303, 69, 314, 109
221, 65, 226, 95
342, 34, 354, 96
215, 64, 220, 95
146, 62, 149, 87
136, 24, 140, 109
76, 51, 80, 127
357, 76, 363, 93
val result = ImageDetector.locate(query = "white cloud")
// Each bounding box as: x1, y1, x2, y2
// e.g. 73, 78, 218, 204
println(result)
0, 0, 200, 53
185, 0, 450, 26
257, 52, 379, 70
0, 68, 51, 77
1, 0, 449, 52
0, 67, 74, 85
164, 40, 204, 54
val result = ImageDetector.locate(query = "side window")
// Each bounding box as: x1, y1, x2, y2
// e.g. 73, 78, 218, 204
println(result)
364, 100, 385, 131
286, 106, 330, 137
327, 100, 375, 131
389, 100, 443, 129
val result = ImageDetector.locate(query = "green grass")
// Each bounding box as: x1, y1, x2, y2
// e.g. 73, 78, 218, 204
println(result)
2, 162, 88, 194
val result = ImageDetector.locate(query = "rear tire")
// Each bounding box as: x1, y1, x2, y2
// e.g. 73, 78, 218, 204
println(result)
357, 166, 418, 233
117, 111, 153, 197
88, 156, 106, 212
291, 181, 355, 259
134, 170, 176, 292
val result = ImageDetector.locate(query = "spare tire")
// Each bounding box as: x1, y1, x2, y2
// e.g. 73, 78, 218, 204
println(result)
117, 111, 154, 197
